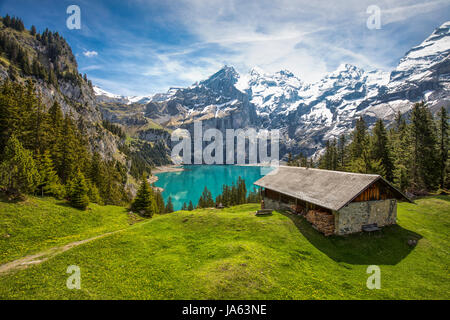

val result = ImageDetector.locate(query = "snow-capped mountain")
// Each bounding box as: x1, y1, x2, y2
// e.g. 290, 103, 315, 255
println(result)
236, 67, 305, 117
143, 66, 258, 130
95, 21, 450, 158
93, 86, 153, 105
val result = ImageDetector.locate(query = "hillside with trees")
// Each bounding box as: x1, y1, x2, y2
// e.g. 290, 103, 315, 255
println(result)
312, 102, 449, 194
0, 14, 172, 210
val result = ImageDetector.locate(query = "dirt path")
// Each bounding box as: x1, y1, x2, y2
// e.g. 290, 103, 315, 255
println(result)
0, 230, 123, 275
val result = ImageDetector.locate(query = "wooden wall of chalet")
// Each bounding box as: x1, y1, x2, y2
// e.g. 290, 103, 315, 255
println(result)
351, 180, 397, 203
263, 188, 331, 213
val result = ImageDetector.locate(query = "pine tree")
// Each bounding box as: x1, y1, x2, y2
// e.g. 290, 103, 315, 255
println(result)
371, 119, 394, 181
86, 180, 102, 204
437, 107, 449, 188
350, 116, 368, 159
348, 146, 385, 176
337, 134, 347, 170
47, 100, 64, 172
155, 190, 165, 213
188, 200, 194, 211
287, 152, 293, 166
0, 81, 24, 152
31, 88, 50, 153
197, 186, 214, 208
237, 176, 247, 204
165, 196, 174, 213
131, 174, 157, 218
3, 15, 11, 28
410, 102, 440, 190
68, 170, 90, 210
59, 114, 77, 182
88, 152, 105, 190
182, 202, 188, 211
319, 139, 338, 170
36, 150, 64, 198
390, 112, 412, 191
0, 135, 40, 197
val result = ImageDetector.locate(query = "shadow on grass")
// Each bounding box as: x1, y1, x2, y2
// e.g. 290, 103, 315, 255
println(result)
0, 192, 26, 204
281, 211, 422, 265
54, 200, 74, 208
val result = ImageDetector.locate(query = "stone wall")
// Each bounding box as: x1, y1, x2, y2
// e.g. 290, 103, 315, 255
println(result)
335, 199, 397, 235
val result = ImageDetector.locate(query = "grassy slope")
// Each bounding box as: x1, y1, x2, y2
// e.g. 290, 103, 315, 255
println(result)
0, 197, 448, 300
0, 196, 139, 264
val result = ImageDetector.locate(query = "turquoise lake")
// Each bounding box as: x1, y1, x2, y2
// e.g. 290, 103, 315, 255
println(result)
154, 165, 272, 210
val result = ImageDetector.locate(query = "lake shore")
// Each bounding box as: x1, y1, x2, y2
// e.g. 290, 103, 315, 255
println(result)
152, 165, 185, 174
149, 165, 184, 191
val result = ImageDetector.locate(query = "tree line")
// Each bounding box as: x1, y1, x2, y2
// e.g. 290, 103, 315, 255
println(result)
183, 177, 262, 210
311, 102, 449, 193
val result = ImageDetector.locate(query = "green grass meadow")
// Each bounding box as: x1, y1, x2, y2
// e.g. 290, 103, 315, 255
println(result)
0, 196, 449, 299
0, 196, 140, 265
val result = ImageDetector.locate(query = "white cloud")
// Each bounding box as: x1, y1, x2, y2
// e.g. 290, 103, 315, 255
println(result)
80, 65, 102, 71
83, 0, 449, 95
164, 0, 448, 82
83, 50, 98, 57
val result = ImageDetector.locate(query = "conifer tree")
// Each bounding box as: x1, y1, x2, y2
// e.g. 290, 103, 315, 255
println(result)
197, 186, 214, 208
68, 170, 90, 210
410, 102, 439, 190
390, 112, 412, 191
36, 150, 64, 198
319, 139, 338, 170
371, 119, 394, 181
59, 114, 77, 182
188, 200, 194, 211
350, 116, 368, 159
237, 176, 247, 204
337, 134, 347, 170
165, 196, 174, 213
47, 100, 64, 171
0, 135, 40, 197
182, 202, 188, 211
437, 107, 449, 188
287, 152, 293, 166
131, 174, 157, 218
86, 180, 102, 204
155, 190, 165, 213
0, 81, 22, 152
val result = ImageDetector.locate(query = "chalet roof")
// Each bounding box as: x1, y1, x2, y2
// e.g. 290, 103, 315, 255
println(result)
254, 166, 412, 211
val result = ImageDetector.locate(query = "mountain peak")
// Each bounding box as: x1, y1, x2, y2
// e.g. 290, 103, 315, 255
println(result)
335, 63, 360, 73
276, 69, 295, 78
436, 21, 450, 32
326, 63, 364, 81
424, 20, 450, 43
395, 20, 450, 75
249, 66, 265, 76
201, 65, 239, 85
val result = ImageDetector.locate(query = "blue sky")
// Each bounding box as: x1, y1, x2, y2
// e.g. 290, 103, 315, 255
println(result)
1, 0, 449, 96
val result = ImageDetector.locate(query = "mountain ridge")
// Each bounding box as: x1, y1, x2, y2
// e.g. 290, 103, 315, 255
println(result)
95, 21, 450, 158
